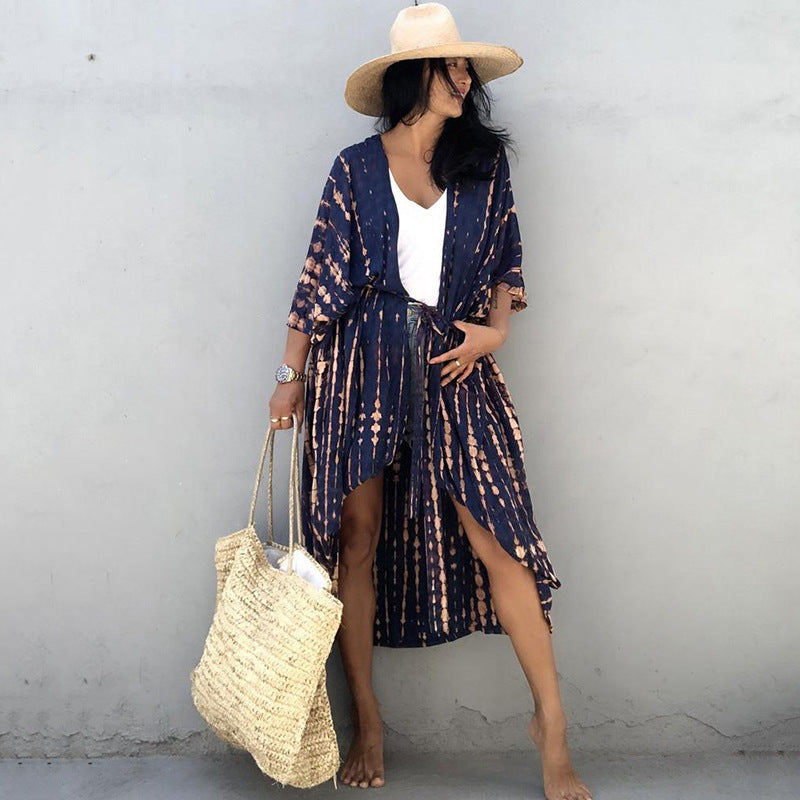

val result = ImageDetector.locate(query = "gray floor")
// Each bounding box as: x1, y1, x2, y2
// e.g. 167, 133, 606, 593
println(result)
2, 752, 798, 800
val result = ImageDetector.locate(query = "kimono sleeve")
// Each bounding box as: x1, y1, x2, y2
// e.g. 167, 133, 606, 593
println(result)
285, 151, 355, 335
489, 145, 528, 313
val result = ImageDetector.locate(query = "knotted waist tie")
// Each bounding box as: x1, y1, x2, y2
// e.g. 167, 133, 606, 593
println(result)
360, 283, 458, 519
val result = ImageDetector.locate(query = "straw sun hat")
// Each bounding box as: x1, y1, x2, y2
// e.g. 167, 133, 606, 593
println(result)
344, 2, 523, 117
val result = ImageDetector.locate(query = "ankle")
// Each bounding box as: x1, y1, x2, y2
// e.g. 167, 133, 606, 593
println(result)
534, 705, 566, 729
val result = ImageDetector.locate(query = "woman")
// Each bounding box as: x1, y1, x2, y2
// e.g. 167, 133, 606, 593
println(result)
269, 4, 591, 799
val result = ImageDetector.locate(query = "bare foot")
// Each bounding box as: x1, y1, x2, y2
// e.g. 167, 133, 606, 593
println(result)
339, 696, 385, 788
528, 709, 592, 800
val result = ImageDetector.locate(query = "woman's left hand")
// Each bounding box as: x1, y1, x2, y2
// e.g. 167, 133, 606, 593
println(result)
429, 321, 506, 387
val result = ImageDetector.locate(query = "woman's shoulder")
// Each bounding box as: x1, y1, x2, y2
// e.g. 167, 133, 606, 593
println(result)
338, 133, 379, 161
321, 135, 383, 194
323, 134, 381, 175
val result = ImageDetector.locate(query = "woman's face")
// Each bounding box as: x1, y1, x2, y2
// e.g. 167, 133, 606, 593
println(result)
424, 57, 472, 117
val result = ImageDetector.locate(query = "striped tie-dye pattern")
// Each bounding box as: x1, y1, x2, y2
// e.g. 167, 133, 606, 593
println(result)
285, 133, 561, 647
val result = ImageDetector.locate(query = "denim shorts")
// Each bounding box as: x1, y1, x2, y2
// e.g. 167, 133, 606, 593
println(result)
401, 302, 426, 446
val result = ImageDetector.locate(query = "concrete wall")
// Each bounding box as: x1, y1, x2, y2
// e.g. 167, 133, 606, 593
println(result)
1, 0, 797, 757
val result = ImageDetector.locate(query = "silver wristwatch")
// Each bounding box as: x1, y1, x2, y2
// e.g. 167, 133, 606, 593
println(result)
275, 362, 307, 383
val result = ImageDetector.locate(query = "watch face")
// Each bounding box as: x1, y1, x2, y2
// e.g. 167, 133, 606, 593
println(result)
276, 364, 293, 382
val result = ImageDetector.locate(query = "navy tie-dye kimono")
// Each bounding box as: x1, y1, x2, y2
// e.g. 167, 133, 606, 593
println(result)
285, 133, 561, 647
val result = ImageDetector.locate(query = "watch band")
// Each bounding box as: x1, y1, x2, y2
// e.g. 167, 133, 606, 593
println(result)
275, 362, 307, 383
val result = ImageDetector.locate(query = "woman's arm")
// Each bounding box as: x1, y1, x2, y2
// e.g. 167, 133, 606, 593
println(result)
432, 285, 512, 386
271, 151, 353, 431
283, 327, 311, 374
487, 282, 513, 345
270, 327, 309, 432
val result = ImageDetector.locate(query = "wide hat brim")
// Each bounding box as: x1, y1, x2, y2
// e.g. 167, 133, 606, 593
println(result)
344, 42, 523, 117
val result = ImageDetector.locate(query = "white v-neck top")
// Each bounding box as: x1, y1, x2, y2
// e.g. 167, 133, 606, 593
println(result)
389, 168, 447, 308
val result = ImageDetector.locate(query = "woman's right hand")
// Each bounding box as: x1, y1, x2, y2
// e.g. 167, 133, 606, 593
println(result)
269, 380, 305, 432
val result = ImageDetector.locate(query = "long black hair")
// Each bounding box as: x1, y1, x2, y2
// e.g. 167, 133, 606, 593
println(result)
375, 56, 517, 189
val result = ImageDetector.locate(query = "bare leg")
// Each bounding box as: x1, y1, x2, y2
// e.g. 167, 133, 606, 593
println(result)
336, 471, 386, 788
448, 493, 592, 800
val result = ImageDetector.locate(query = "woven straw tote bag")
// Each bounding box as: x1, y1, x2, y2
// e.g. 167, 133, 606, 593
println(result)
190, 410, 343, 789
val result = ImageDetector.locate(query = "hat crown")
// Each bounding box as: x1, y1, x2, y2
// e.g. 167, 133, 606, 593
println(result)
344, 1, 522, 116
389, 2, 463, 54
